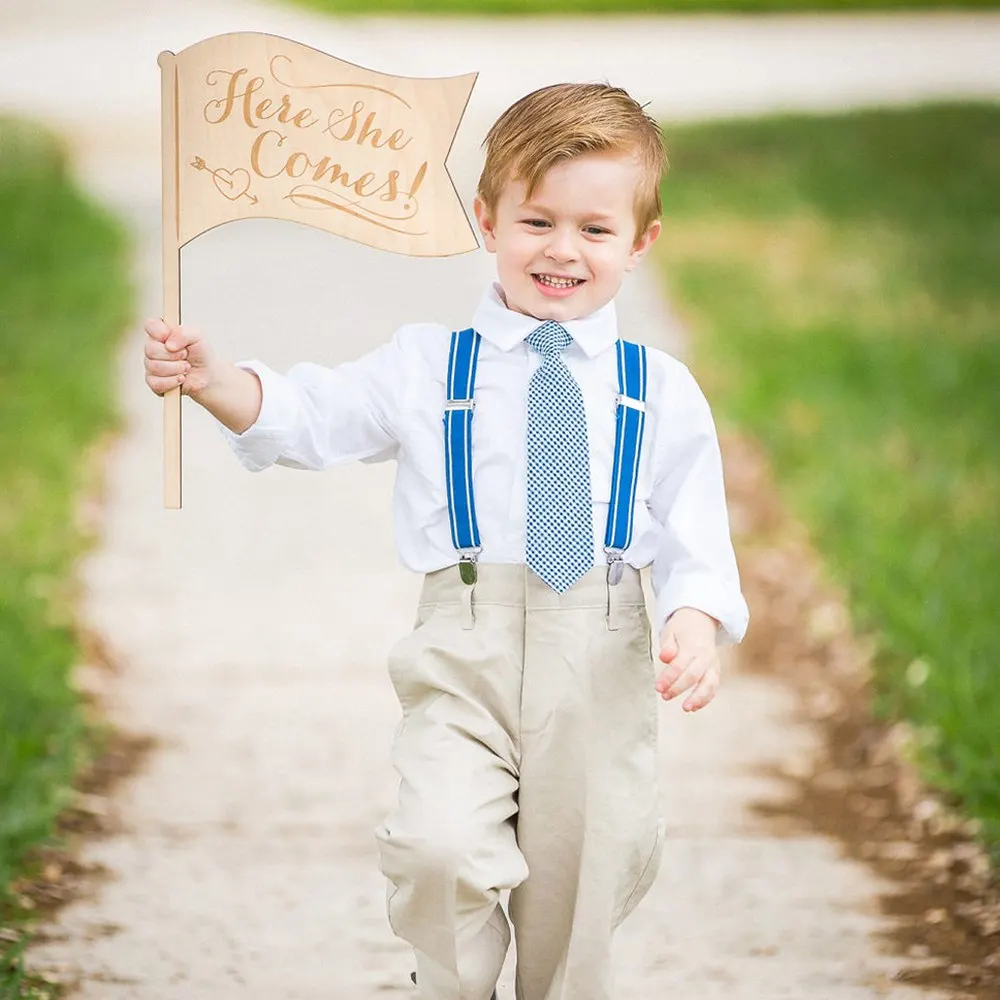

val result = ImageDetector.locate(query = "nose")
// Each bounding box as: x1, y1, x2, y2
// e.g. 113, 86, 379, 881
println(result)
543, 225, 579, 264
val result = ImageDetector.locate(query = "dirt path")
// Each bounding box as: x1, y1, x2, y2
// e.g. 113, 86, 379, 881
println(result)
2, 4, 998, 997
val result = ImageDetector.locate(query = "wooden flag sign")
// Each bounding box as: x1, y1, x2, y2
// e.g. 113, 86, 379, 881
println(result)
158, 31, 478, 508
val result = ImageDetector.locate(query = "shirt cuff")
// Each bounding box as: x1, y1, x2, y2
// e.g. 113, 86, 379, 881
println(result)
216, 359, 299, 472
654, 572, 749, 646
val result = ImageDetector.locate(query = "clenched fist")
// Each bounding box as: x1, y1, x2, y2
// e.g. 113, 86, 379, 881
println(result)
143, 318, 216, 398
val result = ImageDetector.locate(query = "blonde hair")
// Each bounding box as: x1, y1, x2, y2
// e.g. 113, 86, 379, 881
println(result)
477, 82, 668, 238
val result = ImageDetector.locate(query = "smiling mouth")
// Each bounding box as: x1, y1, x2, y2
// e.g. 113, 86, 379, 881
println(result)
533, 273, 585, 289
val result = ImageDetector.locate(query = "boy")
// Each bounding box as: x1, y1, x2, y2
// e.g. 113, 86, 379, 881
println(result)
143, 83, 748, 1000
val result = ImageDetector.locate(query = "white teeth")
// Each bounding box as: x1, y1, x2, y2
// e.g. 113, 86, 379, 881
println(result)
535, 274, 581, 288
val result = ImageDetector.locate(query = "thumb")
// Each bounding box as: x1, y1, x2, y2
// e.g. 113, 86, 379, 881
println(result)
164, 323, 198, 353
659, 627, 678, 664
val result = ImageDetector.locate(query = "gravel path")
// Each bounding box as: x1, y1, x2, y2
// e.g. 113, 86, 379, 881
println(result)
3, 4, 998, 997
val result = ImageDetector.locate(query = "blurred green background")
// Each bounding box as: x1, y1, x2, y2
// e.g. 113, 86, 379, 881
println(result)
0, 116, 131, 993
657, 103, 1000, 856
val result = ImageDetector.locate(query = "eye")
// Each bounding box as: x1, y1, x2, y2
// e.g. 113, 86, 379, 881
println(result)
584, 225, 610, 236
520, 219, 550, 228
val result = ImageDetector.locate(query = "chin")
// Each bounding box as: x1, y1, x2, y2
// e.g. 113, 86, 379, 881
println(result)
542, 303, 583, 321
538, 295, 602, 323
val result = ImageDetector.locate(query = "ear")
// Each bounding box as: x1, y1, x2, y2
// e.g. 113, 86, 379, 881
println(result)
624, 219, 662, 272
473, 196, 498, 254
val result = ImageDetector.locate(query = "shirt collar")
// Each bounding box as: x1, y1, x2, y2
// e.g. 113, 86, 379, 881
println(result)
470, 282, 619, 359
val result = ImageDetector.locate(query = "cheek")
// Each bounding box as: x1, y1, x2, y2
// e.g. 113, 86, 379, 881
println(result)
587, 244, 631, 278
499, 235, 535, 271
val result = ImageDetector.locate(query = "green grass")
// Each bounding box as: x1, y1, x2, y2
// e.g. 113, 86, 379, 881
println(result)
283, 0, 1000, 14
656, 103, 1000, 855
0, 117, 131, 994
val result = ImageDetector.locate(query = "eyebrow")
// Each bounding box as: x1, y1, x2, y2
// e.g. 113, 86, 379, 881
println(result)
519, 203, 618, 223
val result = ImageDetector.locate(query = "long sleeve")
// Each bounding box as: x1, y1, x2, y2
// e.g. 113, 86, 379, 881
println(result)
217, 328, 413, 472
648, 367, 749, 645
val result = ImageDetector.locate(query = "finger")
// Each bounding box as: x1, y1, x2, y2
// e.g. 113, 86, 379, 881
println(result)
145, 358, 190, 378
145, 337, 188, 362
144, 317, 169, 341
659, 654, 709, 701
146, 372, 187, 396
660, 670, 697, 702
658, 628, 679, 665
682, 668, 720, 712
165, 324, 201, 352
655, 649, 695, 694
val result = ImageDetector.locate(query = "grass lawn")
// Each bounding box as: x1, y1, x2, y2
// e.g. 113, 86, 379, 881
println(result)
0, 117, 131, 995
284, 0, 1000, 13
655, 103, 1000, 856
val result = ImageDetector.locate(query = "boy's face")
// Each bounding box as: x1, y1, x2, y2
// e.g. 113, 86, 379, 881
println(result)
473, 150, 661, 324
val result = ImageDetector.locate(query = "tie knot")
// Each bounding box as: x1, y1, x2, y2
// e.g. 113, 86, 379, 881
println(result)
525, 321, 572, 359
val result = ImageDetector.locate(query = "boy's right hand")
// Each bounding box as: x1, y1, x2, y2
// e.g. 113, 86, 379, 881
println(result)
143, 318, 216, 398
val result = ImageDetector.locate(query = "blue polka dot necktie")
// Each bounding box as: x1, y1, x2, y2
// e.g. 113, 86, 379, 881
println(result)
524, 321, 594, 592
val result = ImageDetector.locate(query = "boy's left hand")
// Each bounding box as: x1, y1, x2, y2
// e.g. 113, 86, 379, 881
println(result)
655, 607, 721, 713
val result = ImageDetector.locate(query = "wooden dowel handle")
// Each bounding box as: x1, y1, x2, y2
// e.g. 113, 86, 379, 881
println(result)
159, 49, 182, 508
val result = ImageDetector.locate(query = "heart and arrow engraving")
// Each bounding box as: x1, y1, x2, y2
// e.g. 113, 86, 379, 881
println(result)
191, 156, 258, 204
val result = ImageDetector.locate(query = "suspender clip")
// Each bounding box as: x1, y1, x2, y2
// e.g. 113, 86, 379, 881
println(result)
458, 547, 481, 586
615, 394, 646, 413
604, 547, 625, 587
444, 398, 476, 411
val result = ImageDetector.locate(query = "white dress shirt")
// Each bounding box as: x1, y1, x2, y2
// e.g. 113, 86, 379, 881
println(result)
220, 282, 749, 643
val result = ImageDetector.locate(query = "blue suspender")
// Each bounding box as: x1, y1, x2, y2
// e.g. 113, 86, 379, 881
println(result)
444, 328, 482, 583
604, 340, 648, 581
443, 332, 647, 585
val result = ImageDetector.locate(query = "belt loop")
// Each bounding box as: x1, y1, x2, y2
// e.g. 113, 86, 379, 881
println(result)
606, 565, 621, 632
461, 576, 475, 630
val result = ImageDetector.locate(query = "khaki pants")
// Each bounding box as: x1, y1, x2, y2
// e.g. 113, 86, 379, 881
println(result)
375, 563, 664, 1000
